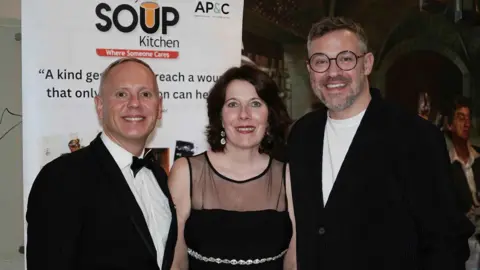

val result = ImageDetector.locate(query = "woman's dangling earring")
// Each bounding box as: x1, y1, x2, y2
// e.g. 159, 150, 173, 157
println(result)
220, 130, 226, 145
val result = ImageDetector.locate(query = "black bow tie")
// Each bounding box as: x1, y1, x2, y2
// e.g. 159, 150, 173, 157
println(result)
130, 156, 151, 177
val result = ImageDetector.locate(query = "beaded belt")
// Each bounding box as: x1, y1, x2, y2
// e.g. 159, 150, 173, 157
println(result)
187, 248, 287, 265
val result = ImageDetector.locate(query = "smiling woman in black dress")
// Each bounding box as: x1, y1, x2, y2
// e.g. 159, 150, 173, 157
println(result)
168, 64, 296, 270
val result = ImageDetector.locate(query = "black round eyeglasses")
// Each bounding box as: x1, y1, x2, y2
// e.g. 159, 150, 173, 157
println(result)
308, 50, 366, 73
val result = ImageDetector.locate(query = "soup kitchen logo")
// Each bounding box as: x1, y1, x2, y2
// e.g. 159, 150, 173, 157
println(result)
94, 1, 181, 59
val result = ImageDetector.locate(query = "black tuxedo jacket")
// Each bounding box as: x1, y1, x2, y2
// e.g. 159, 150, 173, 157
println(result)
26, 134, 177, 270
288, 89, 474, 270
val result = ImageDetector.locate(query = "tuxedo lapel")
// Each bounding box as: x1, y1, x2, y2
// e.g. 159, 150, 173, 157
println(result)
89, 134, 157, 259
324, 90, 387, 209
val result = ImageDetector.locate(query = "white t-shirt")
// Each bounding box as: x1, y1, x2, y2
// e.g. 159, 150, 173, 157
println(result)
322, 109, 366, 205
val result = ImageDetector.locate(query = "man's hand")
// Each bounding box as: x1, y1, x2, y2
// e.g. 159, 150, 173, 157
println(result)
466, 206, 478, 223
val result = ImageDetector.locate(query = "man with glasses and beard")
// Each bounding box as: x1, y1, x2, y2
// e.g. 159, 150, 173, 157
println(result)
287, 17, 474, 270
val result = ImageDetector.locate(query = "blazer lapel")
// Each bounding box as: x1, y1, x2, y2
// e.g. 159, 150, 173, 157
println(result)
307, 109, 328, 208
90, 134, 157, 259
325, 89, 387, 209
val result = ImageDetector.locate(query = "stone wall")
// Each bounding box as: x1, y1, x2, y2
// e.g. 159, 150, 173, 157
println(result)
371, 11, 480, 138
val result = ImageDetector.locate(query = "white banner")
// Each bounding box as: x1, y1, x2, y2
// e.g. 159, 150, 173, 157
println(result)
21, 0, 243, 212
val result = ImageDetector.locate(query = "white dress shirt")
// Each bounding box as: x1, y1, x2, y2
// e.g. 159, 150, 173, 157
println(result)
449, 142, 480, 206
101, 133, 172, 269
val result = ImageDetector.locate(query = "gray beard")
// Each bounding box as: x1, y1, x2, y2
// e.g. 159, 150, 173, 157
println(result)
316, 78, 365, 112
324, 93, 357, 112
316, 87, 359, 112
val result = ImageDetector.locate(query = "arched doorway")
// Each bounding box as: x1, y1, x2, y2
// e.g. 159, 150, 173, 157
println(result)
384, 50, 463, 120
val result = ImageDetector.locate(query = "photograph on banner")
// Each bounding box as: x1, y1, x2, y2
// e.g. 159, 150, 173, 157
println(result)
21, 0, 244, 194
40, 131, 99, 166
144, 147, 171, 174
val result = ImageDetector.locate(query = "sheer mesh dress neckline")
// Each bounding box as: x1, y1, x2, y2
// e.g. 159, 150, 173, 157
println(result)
203, 152, 273, 183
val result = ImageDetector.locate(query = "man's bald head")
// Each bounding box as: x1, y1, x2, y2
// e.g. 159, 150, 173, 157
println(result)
97, 57, 158, 97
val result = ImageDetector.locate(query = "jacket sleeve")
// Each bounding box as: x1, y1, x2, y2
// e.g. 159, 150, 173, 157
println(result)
399, 124, 474, 270
26, 161, 84, 270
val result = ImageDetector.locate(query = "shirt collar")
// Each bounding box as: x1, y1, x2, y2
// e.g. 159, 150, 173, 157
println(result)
101, 133, 145, 170
449, 141, 480, 167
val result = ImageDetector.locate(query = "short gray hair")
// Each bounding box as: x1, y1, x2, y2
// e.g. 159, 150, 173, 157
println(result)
307, 17, 369, 55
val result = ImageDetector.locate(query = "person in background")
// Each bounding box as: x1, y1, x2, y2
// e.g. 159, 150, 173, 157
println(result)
287, 16, 474, 270
168, 64, 296, 270
445, 96, 480, 216
26, 57, 177, 270
418, 91, 431, 120
445, 96, 480, 269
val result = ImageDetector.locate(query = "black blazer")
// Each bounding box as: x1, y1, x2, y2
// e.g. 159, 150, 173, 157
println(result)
26, 133, 177, 270
451, 155, 480, 213
287, 89, 474, 270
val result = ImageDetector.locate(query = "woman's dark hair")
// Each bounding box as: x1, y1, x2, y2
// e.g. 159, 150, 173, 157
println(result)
206, 65, 292, 155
